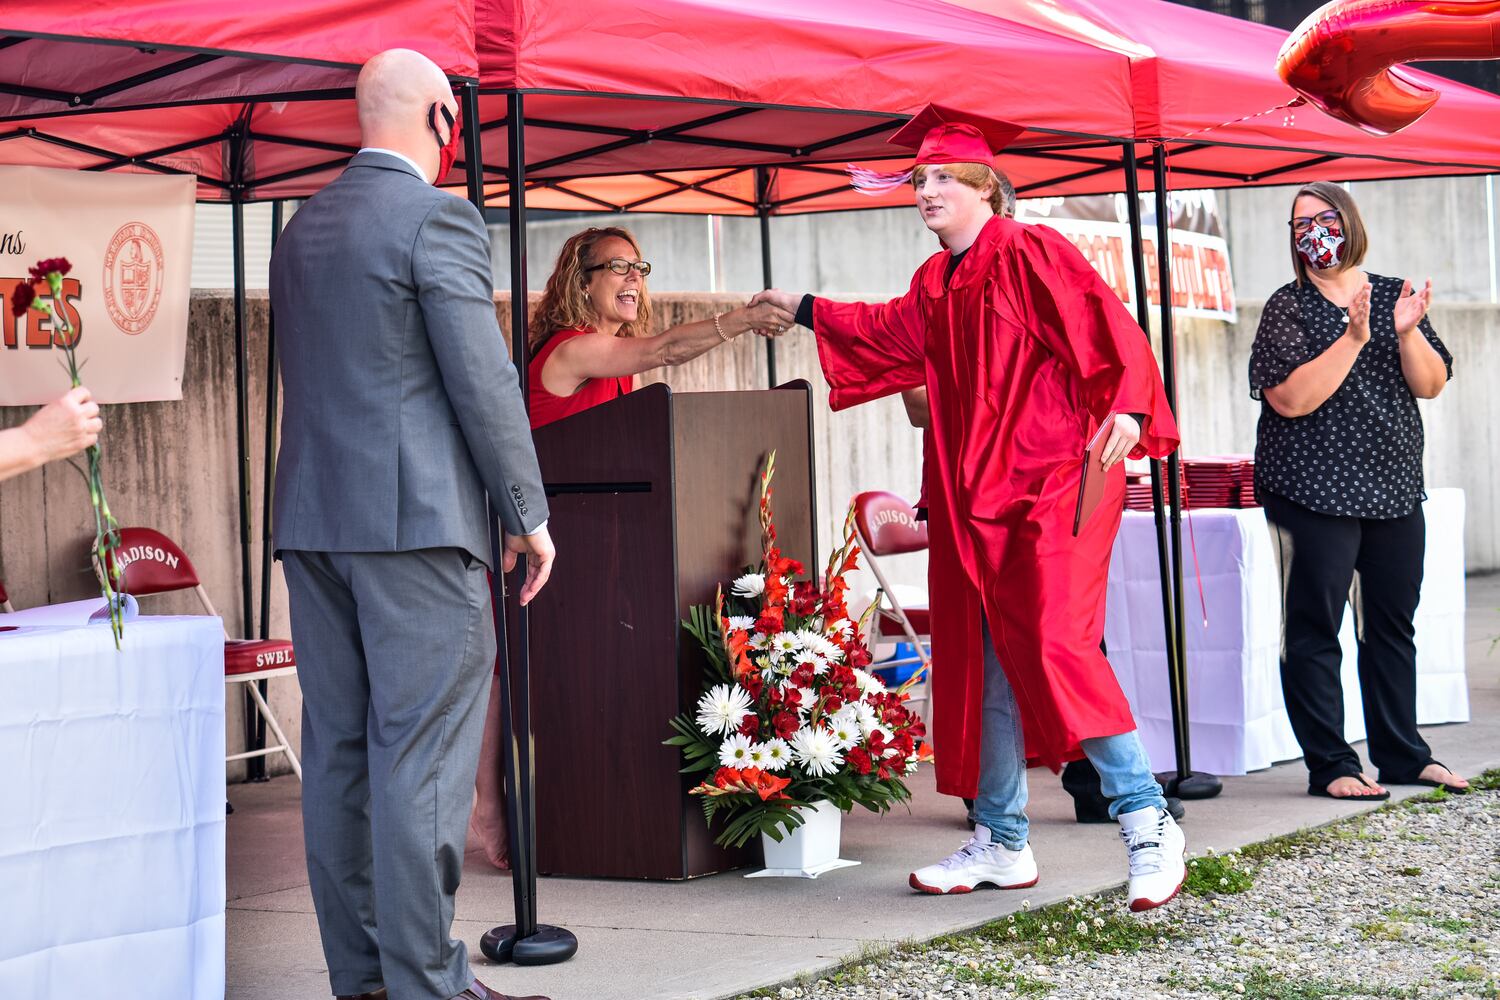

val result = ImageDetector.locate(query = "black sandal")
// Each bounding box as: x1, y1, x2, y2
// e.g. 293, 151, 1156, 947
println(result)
1308, 774, 1390, 801
1403, 761, 1470, 795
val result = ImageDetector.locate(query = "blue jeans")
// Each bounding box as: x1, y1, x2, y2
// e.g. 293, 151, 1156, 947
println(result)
973, 619, 1166, 851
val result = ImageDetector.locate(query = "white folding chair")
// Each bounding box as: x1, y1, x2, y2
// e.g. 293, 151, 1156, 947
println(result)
852, 491, 932, 700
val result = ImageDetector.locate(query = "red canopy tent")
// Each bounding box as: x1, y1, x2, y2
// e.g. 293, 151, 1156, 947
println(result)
458, 0, 1500, 215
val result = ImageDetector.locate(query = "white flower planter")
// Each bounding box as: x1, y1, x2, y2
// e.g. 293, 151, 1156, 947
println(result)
744, 800, 860, 879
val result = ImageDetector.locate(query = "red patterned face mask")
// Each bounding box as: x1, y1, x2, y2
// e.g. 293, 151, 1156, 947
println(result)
1296, 221, 1345, 270
428, 102, 461, 185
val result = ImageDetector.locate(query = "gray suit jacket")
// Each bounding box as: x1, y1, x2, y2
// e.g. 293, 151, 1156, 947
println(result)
270, 151, 546, 568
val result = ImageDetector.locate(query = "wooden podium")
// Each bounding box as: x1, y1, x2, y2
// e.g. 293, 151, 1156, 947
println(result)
514, 382, 817, 880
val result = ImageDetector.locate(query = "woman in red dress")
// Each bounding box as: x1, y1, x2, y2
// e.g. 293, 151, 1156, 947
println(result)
469, 226, 795, 868
527, 226, 794, 427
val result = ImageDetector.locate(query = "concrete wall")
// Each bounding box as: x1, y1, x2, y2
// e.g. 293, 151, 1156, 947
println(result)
5, 176, 1495, 779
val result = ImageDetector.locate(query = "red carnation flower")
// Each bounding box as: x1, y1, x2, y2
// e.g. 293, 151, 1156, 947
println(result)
772, 711, 799, 740
28, 257, 71, 280
754, 614, 781, 635
846, 747, 873, 775
10, 280, 36, 317
737, 714, 760, 739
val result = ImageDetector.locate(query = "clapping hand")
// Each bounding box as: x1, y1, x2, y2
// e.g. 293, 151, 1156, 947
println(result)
1393, 278, 1432, 335
1345, 282, 1373, 344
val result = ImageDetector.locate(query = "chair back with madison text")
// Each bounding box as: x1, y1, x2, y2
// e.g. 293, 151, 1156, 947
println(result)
851, 491, 932, 676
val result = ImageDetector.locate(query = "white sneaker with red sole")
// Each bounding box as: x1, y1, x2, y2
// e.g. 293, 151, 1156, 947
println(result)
908, 825, 1038, 894
1119, 806, 1186, 912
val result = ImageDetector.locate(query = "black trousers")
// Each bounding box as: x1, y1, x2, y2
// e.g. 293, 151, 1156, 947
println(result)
1263, 492, 1433, 790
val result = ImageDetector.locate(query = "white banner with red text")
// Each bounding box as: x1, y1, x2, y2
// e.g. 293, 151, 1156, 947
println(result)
1017, 191, 1237, 323
0, 165, 194, 405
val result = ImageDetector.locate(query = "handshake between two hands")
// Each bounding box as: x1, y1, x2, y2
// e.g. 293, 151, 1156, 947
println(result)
742, 288, 802, 338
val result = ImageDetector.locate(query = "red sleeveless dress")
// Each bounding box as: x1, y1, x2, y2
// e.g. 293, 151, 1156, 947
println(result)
527, 326, 635, 429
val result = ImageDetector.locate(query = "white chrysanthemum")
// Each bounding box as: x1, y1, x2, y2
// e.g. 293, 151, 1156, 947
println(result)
731, 573, 766, 598
695, 683, 753, 736
718, 733, 755, 767
760, 738, 792, 772
770, 632, 801, 658
790, 726, 844, 777
851, 668, 885, 695
797, 686, 817, 712
726, 615, 756, 633
851, 702, 879, 732
796, 630, 843, 663
826, 714, 862, 750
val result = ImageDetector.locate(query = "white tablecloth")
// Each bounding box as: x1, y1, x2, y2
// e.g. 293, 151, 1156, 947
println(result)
1105, 488, 1468, 776
0, 614, 225, 999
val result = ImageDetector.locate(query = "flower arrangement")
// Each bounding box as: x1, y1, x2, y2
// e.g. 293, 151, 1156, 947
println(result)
10, 258, 126, 644
667, 453, 926, 848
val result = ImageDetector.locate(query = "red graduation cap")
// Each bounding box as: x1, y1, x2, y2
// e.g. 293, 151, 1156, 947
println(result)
845, 104, 1024, 195
891, 104, 1025, 168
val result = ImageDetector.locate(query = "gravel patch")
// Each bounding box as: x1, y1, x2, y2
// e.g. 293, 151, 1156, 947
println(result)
738, 774, 1500, 1000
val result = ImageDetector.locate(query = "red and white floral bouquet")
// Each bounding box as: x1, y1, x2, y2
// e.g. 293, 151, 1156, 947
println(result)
667, 453, 926, 848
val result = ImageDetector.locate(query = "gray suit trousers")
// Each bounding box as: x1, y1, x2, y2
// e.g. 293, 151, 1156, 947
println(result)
282, 548, 496, 1000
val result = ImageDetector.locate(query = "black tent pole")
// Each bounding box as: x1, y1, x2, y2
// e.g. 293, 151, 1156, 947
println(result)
1121, 142, 1183, 772
1150, 142, 1221, 801
477, 86, 577, 968
230, 123, 266, 781
258, 200, 284, 643
756, 166, 778, 387
253, 199, 286, 775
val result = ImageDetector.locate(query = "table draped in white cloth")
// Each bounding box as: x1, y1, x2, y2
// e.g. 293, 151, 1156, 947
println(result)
1105, 488, 1468, 776
0, 612, 225, 1000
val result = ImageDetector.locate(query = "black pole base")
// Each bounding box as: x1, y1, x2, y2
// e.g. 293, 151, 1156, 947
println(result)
480, 924, 578, 966
1158, 770, 1224, 801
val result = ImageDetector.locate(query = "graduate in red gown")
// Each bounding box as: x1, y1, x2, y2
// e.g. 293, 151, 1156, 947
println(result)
756, 106, 1186, 911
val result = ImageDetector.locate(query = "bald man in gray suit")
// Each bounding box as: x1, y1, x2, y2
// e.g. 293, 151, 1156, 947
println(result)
270, 49, 552, 1000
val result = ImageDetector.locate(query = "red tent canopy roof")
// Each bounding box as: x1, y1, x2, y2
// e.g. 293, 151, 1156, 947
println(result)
465, 0, 1500, 216
0, 1, 476, 200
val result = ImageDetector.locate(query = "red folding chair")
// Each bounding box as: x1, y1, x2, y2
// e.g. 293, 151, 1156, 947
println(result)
102, 527, 302, 780
852, 491, 932, 688
0, 578, 13, 614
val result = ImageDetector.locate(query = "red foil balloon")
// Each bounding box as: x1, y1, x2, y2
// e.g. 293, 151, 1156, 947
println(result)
1276, 0, 1500, 135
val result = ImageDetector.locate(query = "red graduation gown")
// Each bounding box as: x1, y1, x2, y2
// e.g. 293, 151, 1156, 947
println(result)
813, 215, 1180, 794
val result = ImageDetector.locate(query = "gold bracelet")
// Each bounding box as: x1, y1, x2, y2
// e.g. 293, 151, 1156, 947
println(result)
713, 312, 730, 343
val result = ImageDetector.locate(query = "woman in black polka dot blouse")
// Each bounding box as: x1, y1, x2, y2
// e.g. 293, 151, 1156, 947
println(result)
1248, 181, 1468, 801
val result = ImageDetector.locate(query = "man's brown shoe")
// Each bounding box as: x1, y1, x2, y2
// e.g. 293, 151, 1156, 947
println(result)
453, 978, 550, 1000
335, 990, 386, 1000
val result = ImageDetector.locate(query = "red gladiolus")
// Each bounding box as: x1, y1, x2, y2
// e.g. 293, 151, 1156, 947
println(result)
9, 280, 36, 317
743, 767, 792, 801
28, 257, 71, 280
846, 747, 873, 775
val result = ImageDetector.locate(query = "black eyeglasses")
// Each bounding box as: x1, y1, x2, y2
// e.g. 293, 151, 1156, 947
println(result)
1289, 209, 1340, 235
584, 257, 652, 277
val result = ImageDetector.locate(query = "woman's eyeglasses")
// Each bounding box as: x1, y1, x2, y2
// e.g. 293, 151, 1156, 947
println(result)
585, 258, 652, 277
1289, 210, 1340, 235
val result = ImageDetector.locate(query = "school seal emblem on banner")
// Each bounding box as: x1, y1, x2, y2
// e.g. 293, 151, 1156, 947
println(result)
103, 222, 165, 335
